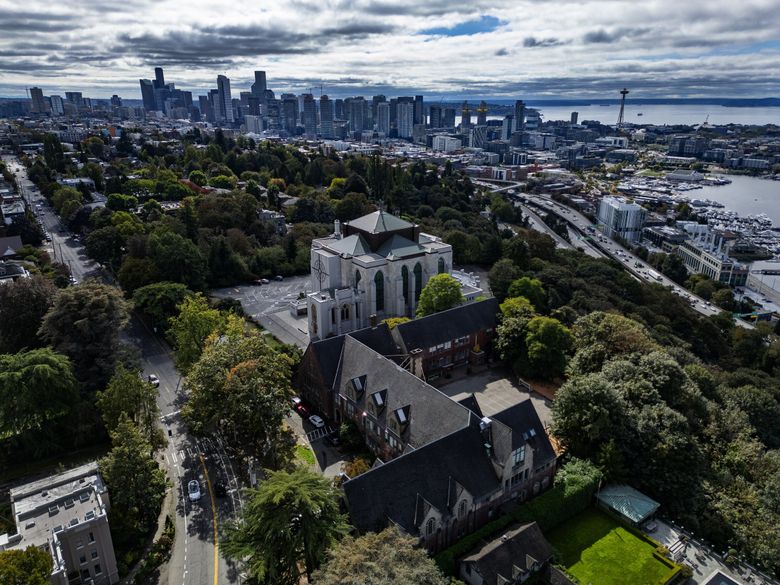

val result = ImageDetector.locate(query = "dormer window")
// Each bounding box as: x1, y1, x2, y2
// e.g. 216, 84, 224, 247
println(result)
395, 406, 409, 425
351, 376, 365, 396
371, 389, 387, 413
512, 446, 525, 467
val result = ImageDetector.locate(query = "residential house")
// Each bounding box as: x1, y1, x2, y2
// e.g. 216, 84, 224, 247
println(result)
0, 261, 30, 283
460, 521, 554, 585
0, 235, 24, 258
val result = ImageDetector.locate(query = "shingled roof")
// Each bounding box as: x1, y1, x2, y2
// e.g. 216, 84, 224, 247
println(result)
393, 298, 499, 352
461, 521, 553, 585
343, 415, 501, 535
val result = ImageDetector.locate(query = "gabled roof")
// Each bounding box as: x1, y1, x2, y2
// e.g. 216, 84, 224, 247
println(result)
490, 400, 555, 465
461, 521, 554, 585
346, 210, 414, 235
343, 415, 500, 535
327, 233, 371, 257
394, 298, 499, 351
376, 234, 425, 259
458, 394, 484, 418
335, 336, 470, 450
0, 236, 23, 256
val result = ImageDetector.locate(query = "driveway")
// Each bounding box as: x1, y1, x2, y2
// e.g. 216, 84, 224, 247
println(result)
439, 367, 553, 426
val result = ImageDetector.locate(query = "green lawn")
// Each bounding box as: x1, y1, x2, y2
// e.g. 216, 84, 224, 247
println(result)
295, 444, 316, 466
547, 508, 677, 585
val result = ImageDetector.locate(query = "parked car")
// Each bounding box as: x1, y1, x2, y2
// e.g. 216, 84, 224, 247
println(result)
296, 404, 309, 417
214, 481, 227, 498
308, 415, 325, 429
274, 275, 284, 281
147, 374, 160, 388
260, 278, 270, 285
291, 396, 302, 409
187, 480, 201, 502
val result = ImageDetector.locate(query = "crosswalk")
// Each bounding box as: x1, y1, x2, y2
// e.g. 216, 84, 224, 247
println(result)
306, 426, 334, 442
162, 436, 225, 466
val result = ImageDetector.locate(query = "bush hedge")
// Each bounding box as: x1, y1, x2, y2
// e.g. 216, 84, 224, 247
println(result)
435, 458, 600, 576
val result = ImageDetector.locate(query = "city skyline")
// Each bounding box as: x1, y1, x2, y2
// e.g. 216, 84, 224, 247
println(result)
0, 0, 779, 99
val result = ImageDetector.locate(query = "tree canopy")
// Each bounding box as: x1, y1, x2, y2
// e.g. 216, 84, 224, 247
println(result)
0, 546, 53, 585
416, 274, 464, 317
0, 275, 57, 353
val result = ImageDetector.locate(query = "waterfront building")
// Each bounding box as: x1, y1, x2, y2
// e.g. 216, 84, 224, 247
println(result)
597, 196, 647, 242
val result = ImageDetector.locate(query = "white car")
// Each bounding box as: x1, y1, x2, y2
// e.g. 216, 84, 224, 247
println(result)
308, 415, 325, 429
187, 480, 201, 502
147, 374, 160, 388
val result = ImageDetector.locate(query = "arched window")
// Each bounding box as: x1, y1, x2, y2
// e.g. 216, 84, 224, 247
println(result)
374, 272, 384, 312
458, 500, 467, 519
401, 265, 409, 306
413, 263, 423, 302
355, 270, 362, 289
340, 304, 350, 321
426, 518, 435, 536
310, 305, 318, 336
438, 257, 446, 274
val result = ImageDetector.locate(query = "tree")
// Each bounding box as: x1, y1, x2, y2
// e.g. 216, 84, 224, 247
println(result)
132, 281, 192, 331
712, 288, 737, 311
188, 169, 207, 186
85, 225, 124, 267
167, 294, 228, 372
488, 258, 521, 301
117, 257, 160, 294
313, 527, 449, 585
416, 274, 464, 317
0, 349, 77, 435
99, 419, 167, 535
148, 230, 207, 290
523, 316, 572, 379
223, 467, 350, 585
43, 133, 65, 172
507, 277, 547, 311
183, 330, 295, 466
96, 365, 164, 450
0, 275, 57, 353
0, 546, 53, 585
38, 280, 129, 389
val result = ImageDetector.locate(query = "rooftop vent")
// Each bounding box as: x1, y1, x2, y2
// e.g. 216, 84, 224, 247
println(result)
64, 499, 74, 509
53, 525, 64, 533
68, 518, 78, 527
79, 492, 90, 503
48, 505, 59, 516
479, 416, 492, 431
84, 511, 95, 521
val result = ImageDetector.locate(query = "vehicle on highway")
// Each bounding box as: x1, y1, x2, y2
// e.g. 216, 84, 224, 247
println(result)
147, 374, 160, 387
187, 480, 201, 502
274, 275, 284, 281
308, 414, 325, 428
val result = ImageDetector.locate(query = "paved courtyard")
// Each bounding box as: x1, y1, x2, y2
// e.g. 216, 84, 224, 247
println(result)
438, 367, 552, 426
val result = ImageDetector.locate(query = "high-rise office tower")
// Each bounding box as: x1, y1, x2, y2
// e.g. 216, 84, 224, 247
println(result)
429, 104, 442, 128
477, 100, 488, 125
347, 97, 366, 133
371, 95, 386, 126
570, 111, 579, 125
397, 102, 414, 138
198, 95, 212, 122
29, 87, 47, 114
302, 93, 317, 138
414, 95, 424, 125
49, 95, 64, 116
110, 95, 122, 108
65, 92, 83, 106
281, 94, 298, 134
320, 95, 334, 139
376, 101, 390, 135
514, 100, 525, 133
217, 75, 233, 123
209, 89, 220, 122
389, 98, 398, 129
154, 67, 165, 89
461, 101, 472, 128
501, 115, 514, 140
251, 71, 267, 97
443, 107, 456, 128
334, 99, 345, 120
244, 115, 263, 134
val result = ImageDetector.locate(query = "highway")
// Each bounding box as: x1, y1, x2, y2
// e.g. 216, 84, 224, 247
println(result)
4, 155, 241, 584
487, 180, 753, 328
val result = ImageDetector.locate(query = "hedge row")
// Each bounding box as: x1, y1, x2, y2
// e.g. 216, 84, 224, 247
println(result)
435, 472, 598, 576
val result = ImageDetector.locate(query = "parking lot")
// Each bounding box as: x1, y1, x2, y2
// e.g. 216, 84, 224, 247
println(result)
439, 367, 552, 426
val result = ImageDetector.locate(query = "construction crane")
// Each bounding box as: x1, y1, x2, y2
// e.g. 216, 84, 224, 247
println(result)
476, 100, 488, 125
307, 85, 324, 97
617, 88, 629, 129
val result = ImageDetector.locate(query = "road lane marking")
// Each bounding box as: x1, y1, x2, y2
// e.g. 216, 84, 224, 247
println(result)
199, 454, 219, 585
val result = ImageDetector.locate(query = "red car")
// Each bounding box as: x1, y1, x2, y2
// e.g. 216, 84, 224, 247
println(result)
296, 404, 309, 417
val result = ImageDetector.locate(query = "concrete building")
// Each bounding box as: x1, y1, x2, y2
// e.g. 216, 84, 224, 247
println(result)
30, 87, 48, 114
306, 210, 455, 340
397, 102, 414, 139
302, 93, 317, 138
320, 95, 334, 139
216, 75, 233, 124
429, 104, 442, 128
50, 95, 65, 116
597, 196, 647, 242
244, 115, 262, 134
432, 135, 462, 152
0, 462, 119, 585
513, 100, 525, 133
250, 70, 266, 97
376, 102, 390, 135
675, 223, 748, 286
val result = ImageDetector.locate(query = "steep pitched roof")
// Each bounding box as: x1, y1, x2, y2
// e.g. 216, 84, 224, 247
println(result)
349, 324, 401, 360
490, 400, 555, 465
335, 336, 471, 450
394, 298, 499, 352
327, 233, 371, 256
0, 236, 23, 256
343, 415, 501, 534
346, 210, 414, 235
461, 521, 554, 585
376, 234, 425, 259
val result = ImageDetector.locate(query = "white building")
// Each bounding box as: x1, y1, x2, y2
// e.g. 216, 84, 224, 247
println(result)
432, 135, 462, 152
307, 210, 455, 340
397, 102, 414, 139
597, 196, 647, 242
244, 115, 262, 134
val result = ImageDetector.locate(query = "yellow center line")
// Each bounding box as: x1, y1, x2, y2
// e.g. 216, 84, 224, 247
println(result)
199, 454, 219, 585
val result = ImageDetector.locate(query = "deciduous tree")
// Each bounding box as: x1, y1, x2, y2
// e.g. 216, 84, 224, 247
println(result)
416, 274, 464, 317
0, 546, 53, 585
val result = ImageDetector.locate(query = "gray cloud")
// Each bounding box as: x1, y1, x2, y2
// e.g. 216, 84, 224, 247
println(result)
495, 48, 509, 56
523, 36, 564, 48
583, 27, 651, 44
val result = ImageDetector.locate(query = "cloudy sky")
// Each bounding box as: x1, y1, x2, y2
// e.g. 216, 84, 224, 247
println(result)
1, 0, 779, 99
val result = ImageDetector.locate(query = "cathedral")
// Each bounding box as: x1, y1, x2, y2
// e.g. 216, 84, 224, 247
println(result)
307, 210, 453, 340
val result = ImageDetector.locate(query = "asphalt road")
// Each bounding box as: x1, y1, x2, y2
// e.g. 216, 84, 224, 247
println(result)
3, 156, 240, 585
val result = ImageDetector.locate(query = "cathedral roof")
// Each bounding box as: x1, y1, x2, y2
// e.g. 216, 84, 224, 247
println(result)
376, 234, 426, 259
327, 234, 371, 256
346, 210, 414, 235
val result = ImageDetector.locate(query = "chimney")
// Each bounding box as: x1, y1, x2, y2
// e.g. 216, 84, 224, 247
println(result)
480, 416, 493, 457
334, 219, 342, 239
